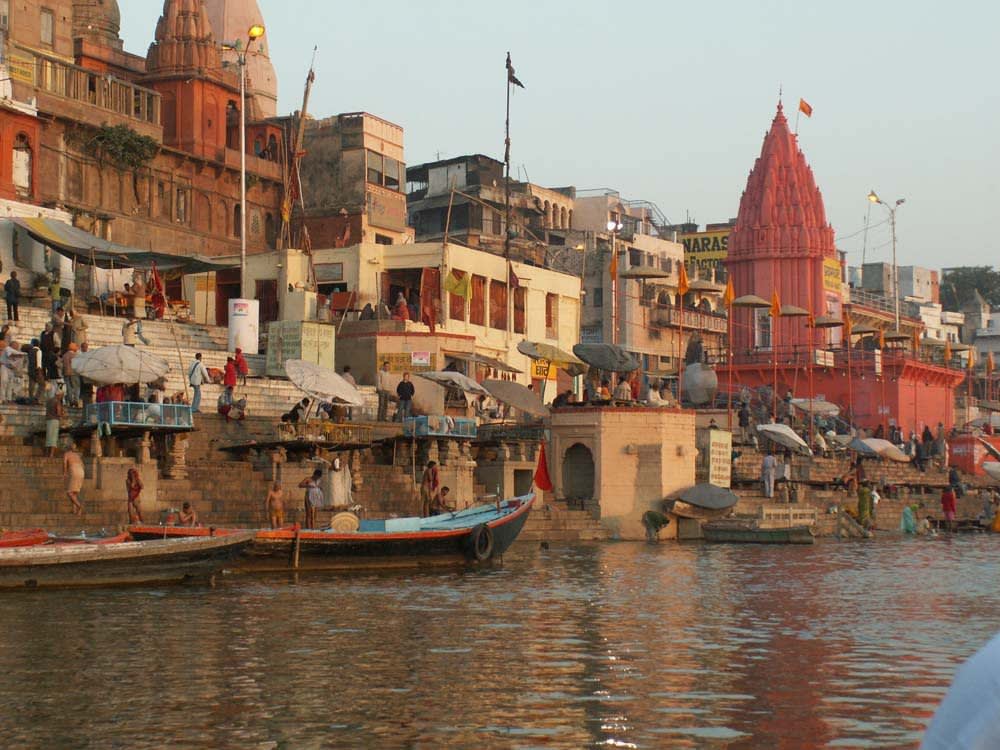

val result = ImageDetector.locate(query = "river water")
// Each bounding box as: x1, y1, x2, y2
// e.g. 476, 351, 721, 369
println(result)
1, 536, 997, 749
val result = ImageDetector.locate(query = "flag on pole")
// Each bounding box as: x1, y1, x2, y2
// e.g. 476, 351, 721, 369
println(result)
678, 262, 690, 298
987, 352, 996, 376
723, 277, 735, 307
968, 348, 977, 370
799, 98, 813, 117
769, 290, 781, 318
944, 340, 953, 363
508, 264, 520, 289
842, 310, 852, 338
878, 328, 885, 349
533, 442, 553, 491
506, 52, 525, 89
609, 247, 618, 282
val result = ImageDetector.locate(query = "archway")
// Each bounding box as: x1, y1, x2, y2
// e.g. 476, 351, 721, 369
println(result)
563, 443, 595, 501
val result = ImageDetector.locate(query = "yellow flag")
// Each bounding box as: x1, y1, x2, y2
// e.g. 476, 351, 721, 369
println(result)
723, 278, 734, 307
769, 290, 781, 318
443, 270, 471, 299
678, 262, 690, 297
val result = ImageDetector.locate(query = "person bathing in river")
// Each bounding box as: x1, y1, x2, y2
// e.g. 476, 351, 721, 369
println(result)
299, 469, 324, 529
265, 482, 285, 529
179, 502, 199, 527
63, 442, 84, 515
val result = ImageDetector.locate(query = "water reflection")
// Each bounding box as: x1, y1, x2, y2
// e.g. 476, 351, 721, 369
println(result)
0, 537, 996, 748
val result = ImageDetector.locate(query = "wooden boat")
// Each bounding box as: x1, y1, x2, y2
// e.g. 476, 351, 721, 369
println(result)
668, 484, 739, 521
0, 529, 50, 548
702, 518, 815, 545
129, 494, 535, 572
0, 533, 254, 590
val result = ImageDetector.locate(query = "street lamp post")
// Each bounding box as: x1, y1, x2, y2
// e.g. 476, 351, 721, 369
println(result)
225, 24, 266, 300
868, 190, 905, 330
607, 219, 623, 345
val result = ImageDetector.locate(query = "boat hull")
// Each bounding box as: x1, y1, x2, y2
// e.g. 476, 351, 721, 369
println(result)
0, 529, 50, 548
702, 523, 815, 545
129, 496, 534, 572
0, 534, 253, 590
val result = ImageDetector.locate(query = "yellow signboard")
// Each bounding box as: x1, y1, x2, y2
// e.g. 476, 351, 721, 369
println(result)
530, 361, 556, 381
823, 258, 842, 293
681, 229, 731, 270
8, 53, 35, 84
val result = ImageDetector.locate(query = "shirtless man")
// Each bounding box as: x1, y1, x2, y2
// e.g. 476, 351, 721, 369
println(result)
179, 502, 199, 527
265, 482, 285, 529
63, 443, 85, 515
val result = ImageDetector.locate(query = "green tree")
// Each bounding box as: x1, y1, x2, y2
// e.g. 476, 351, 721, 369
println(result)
940, 267, 1000, 311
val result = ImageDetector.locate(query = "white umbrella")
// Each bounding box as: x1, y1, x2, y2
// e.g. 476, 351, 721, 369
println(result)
756, 423, 813, 456
416, 370, 490, 396
982, 462, 1000, 483
483, 379, 550, 417
791, 398, 841, 417
284, 359, 364, 406
72, 345, 170, 385
860, 438, 911, 463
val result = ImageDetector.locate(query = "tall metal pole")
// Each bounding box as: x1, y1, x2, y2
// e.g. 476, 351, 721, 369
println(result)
503, 54, 513, 341
610, 228, 617, 345
890, 207, 899, 331
239, 48, 249, 299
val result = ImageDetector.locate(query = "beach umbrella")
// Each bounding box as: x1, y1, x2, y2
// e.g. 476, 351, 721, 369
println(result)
72, 345, 170, 385
860, 438, 911, 462
884, 330, 911, 342
982, 462, 1000, 483
780, 304, 810, 317
417, 370, 490, 396
516, 341, 587, 376
809, 315, 844, 329
674, 484, 739, 511
284, 359, 364, 406
482, 379, 550, 418
732, 294, 770, 308
850, 325, 878, 335
572, 343, 641, 373
756, 423, 813, 456
790, 398, 841, 416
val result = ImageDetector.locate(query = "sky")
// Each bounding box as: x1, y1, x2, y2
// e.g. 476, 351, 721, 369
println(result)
122, 0, 999, 270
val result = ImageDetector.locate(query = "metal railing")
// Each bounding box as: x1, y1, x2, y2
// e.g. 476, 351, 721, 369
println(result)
476, 423, 546, 443
295, 421, 374, 445
403, 415, 477, 439
85, 402, 193, 429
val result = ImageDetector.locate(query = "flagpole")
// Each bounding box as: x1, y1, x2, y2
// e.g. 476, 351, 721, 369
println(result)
504, 52, 513, 342
726, 298, 733, 430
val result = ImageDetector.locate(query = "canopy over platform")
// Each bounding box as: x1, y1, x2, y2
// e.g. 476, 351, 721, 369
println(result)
9, 218, 235, 275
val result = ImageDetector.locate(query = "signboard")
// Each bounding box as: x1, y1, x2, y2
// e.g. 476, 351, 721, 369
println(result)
531, 360, 556, 381
680, 229, 731, 271
314, 263, 344, 282
8, 53, 35, 84
823, 258, 843, 294
707, 430, 732, 488
382, 352, 436, 373
411, 351, 431, 367
265, 321, 336, 376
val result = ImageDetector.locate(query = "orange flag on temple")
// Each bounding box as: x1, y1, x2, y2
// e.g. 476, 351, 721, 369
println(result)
842, 311, 852, 337
912, 329, 921, 353
944, 340, 953, 363
678, 262, 690, 297
769, 290, 781, 318
968, 348, 977, 371
723, 277, 735, 307
799, 98, 813, 118
987, 352, 996, 376
878, 329, 885, 349
533, 442, 553, 492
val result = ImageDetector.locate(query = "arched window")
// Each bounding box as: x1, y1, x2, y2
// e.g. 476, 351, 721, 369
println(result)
265, 213, 276, 248
13, 133, 32, 196
233, 203, 242, 239
267, 134, 278, 161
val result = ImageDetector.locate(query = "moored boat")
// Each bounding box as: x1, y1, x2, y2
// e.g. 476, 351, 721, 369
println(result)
129, 494, 535, 572
0, 532, 254, 590
0, 529, 50, 548
702, 518, 815, 545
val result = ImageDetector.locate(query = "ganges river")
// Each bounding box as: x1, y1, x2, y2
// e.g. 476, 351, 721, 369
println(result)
1, 535, 997, 749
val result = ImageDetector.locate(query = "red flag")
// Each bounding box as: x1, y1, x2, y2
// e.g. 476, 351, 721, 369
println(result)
533, 442, 553, 492
509, 264, 520, 289
799, 98, 813, 117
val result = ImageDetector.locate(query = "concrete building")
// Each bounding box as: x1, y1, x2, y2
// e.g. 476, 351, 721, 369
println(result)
296, 112, 414, 249
676, 219, 736, 281
406, 154, 575, 266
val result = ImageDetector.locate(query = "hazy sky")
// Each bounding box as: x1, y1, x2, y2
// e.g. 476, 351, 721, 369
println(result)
122, 0, 999, 269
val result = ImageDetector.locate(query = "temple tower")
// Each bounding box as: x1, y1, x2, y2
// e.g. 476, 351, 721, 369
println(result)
72, 0, 123, 49
726, 103, 841, 353
203, 0, 278, 119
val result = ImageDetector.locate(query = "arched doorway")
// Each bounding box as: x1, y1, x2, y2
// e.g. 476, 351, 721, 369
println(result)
563, 443, 595, 502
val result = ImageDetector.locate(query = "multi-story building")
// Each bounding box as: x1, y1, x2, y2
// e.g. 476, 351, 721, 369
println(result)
0, 0, 285, 321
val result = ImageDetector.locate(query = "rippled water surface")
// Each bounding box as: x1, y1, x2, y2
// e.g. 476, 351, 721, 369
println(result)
2, 536, 998, 749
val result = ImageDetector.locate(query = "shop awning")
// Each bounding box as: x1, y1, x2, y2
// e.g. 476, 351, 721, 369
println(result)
8, 218, 236, 274
442, 350, 521, 373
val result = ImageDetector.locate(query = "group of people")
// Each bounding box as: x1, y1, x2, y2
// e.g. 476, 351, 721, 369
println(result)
187, 349, 249, 419
420, 460, 456, 517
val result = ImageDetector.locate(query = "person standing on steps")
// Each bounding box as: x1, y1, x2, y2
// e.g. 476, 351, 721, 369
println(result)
223, 356, 238, 389
234, 347, 249, 386
63, 443, 84, 516
376, 361, 391, 422
44, 385, 64, 458
126, 467, 144, 523
420, 460, 440, 517
299, 468, 324, 529
188, 353, 209, 413
761, 449, 777, 499
396, 371, 415, 422
4, 270, 20, 321
265, 482, 285, 529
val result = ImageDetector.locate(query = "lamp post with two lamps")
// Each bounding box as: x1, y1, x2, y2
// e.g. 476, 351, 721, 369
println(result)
606, 218, 624, 345
223, 23, 266, 300
867, 190, 905, 330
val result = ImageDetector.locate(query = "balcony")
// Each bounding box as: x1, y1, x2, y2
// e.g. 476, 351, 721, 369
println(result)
650, 306, 728, 333
85, 402, 192, 430
403, 415, 477, 439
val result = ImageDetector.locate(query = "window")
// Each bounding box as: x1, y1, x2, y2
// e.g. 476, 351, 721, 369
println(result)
0, 1, 9, 29
12, 133, 31, 195
513, 287, 526, 334
233, 204, 241, 239
40, 8, 53, 45
375, 234, 393, 245
367, 151, 383, 186
545, 293, 558, 338
492, 210, 501, 235
629, 248, 642, 267
489, 279, 508, 330
175, 188, 189, 224
592, 287, 603, 307
469, 275, 486, 326
265, 213, 276, 248
157, 182, 168, 218
754, 308, 772, 350
383, 156, 400, 190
